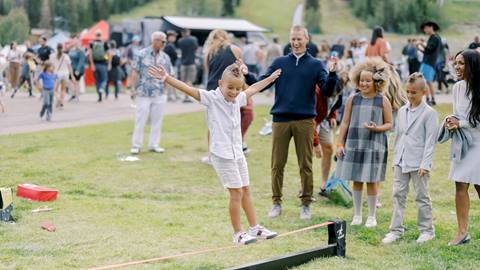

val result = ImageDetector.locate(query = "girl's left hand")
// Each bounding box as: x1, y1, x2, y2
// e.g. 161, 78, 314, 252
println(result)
364, 121, 378, 132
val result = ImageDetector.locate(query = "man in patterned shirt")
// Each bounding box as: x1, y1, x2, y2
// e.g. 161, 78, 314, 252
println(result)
130, 31, 173, 154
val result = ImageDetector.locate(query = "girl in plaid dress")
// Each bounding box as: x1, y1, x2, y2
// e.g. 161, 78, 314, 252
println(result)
335, 58, 393, 227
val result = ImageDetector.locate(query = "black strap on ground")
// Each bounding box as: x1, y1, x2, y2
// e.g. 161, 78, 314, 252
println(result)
228, 219, 346, 270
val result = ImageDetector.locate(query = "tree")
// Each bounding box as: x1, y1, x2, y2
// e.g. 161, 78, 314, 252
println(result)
0, 8, 30, 44
38, 0, 51, 29
305, 0, 321, 34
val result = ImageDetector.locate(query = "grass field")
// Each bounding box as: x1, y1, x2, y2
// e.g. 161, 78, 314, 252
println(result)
0, 103, 479, 269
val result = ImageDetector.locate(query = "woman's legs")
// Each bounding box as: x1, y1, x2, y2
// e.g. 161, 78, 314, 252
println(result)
451, 182, 470, 243
228, 188, 243, 233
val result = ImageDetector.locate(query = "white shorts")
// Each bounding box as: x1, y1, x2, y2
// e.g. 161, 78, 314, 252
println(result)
210, 154, 250, 189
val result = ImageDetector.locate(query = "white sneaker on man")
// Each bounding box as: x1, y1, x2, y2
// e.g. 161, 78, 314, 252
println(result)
365, 216, 377, 228
149, 147, 165, 153
382, 232, 402, 244
416, 233, 435, 244
130, 148, 140, 155
351, 215, 362, 226
248, 225, 278, 240
233, 232, 257, 245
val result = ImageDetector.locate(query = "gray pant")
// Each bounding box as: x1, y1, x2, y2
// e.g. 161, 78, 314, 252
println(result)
389, 166, 434, 235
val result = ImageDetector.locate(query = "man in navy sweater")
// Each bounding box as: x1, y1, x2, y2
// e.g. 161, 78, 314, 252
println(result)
260, 25, 338, 220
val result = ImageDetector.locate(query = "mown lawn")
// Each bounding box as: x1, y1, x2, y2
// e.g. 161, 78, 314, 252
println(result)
0, 103, 479, 269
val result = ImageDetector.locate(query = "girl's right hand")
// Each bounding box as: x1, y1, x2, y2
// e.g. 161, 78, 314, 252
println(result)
335, 146, 345, 159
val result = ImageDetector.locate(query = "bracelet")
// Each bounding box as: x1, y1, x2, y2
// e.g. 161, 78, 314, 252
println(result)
336, 143, 344, 148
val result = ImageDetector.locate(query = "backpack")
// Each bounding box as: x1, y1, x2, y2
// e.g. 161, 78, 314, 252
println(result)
0, 187, 14, 222
92, 42, 106, 62
325, 171, 352, 208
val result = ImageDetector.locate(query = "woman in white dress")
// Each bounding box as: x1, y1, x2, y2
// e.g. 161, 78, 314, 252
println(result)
445, 49, 480, 246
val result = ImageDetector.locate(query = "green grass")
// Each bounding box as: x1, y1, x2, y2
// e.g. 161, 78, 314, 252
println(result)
443, 0, 480, 24
109, 0, 176, 22
1, 103, 479, 269
235, 0, 298, 41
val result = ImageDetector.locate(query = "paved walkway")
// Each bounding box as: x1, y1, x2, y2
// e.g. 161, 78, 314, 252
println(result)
0, 92, 275, 135
0, 91, 453, 136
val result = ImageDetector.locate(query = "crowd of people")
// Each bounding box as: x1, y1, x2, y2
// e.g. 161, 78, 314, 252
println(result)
1, 20, 479, 248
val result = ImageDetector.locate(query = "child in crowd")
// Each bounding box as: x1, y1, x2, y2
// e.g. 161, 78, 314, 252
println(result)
38, 62, 57, 121
382, 72, 437, 244
335, 58, 392, 227
148, 62, 281, 245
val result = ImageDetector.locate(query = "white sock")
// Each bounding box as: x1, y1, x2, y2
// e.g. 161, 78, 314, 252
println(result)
367, 195, 377, 218
353, 190, 362, 217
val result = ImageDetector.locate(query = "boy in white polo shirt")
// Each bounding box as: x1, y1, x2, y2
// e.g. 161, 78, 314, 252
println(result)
149, 62, 281, 245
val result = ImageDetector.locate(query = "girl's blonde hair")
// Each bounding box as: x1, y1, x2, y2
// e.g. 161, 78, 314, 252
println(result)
350, 57, 389, 93
385, 65, 407, 111
205, 29, 231, 60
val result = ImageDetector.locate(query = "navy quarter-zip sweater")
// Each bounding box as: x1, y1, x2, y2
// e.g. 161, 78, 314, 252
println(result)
256, 52, 338, 122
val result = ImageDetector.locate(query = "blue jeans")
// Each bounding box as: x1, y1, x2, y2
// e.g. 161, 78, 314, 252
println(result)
93, 63, 108, 101
106, 80, 121, 99
40, 90, 53, 119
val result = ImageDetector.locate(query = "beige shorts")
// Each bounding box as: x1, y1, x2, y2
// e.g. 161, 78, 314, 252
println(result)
180, 64, 197, 84
210, 153, 250, 189
316, 121, 333, 145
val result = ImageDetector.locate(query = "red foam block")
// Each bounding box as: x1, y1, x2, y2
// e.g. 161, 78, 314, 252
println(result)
16, 184, 58, 202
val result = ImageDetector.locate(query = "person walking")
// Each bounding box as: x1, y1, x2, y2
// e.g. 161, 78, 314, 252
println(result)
177, 29, 198, 103
68, 39, 86, 102
88, 30, 110, 102
130, 31, 173, 155
7, 42, 22, 95
417, 21, 442, 105
163, 30, 179, 102
50, 43, 73, 109
106, 40, 124, 100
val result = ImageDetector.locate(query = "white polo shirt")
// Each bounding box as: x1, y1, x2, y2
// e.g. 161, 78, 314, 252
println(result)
199, 88, 247, 160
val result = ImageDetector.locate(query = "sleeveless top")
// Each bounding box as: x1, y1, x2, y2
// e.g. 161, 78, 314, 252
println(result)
207, 45, 237, 90
335, 93, 388, 182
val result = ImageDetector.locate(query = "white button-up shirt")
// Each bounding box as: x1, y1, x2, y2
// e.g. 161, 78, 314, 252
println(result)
199, 88, 247, 160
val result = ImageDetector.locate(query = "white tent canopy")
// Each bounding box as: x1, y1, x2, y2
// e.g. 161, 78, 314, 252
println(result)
162, 16, 268, 32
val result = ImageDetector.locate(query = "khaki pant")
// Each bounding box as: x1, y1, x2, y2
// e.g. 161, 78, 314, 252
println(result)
271, 118, 315, 206
389, 166, 434, 236
9, 62, 20, 88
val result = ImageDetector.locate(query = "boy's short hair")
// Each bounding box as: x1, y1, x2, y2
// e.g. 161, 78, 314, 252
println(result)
43, 61, 52, 72
407, 72, 427, 90
221, 63, 245, 81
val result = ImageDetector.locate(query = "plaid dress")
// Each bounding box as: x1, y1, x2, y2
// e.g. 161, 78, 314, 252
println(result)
336, 93, 388, 182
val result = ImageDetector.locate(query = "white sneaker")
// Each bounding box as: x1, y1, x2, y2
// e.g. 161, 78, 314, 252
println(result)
365, 216, 377, 228
200, 156, 211, 165
233, 232, 257, 245
248, 225, 278, 239
149, 147, 165, 153
382, 232, 402, 244
351, 215, 362, 226
416, 233, 435, 244
130, 148, 140, 155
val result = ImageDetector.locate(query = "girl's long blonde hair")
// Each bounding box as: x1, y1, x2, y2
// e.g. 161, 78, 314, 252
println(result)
204, 29, 231, 60
385, 65, 407, 111
350, 57, 389, 93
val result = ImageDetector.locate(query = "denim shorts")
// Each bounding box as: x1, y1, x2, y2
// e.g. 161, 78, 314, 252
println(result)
419, 63, 436, 82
